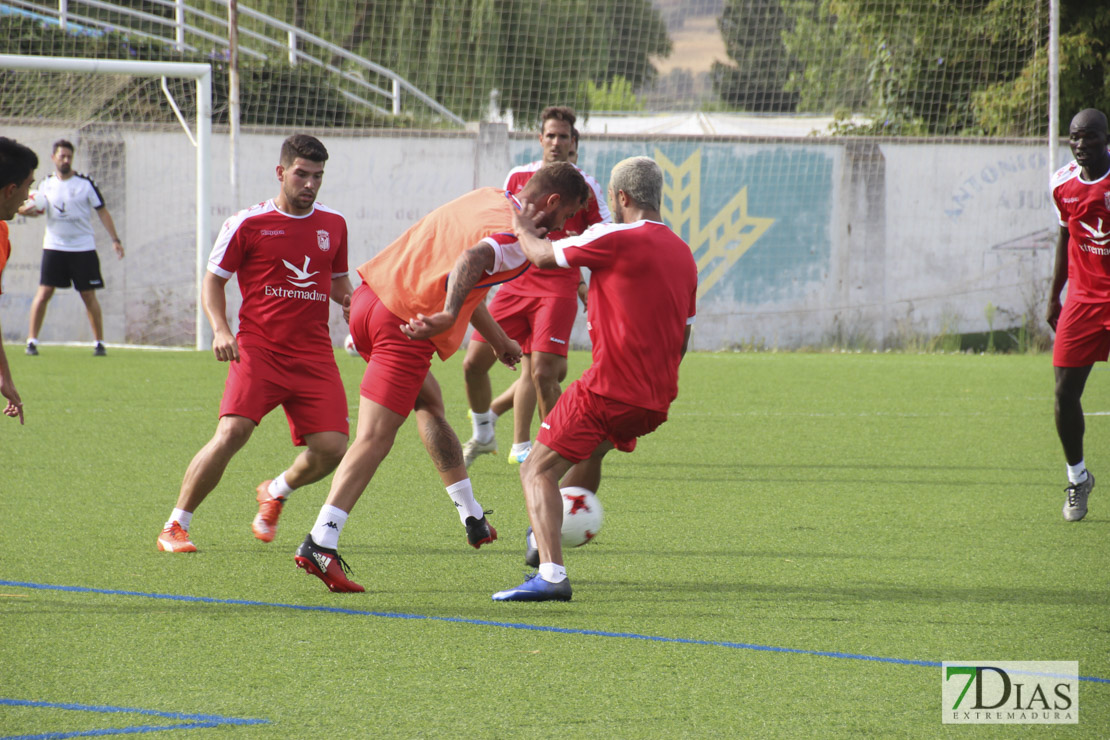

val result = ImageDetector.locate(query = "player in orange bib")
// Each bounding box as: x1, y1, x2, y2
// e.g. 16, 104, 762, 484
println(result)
294, 162, 590, 593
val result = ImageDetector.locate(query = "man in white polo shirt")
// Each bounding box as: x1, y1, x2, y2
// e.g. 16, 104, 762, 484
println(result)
20, 139, 124, 356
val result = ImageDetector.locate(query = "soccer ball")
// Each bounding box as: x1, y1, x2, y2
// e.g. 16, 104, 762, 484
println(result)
561, 486, 603, 547
23, 190, 48, 215
343, 333, 360, 356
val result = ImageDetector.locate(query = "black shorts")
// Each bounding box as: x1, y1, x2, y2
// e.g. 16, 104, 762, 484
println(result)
40, 249, 105, 291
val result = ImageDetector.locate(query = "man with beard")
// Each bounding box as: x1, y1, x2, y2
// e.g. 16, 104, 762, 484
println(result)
21, 139, 124, 356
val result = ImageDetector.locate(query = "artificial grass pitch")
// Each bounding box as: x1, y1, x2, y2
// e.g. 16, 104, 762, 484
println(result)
0, 346, 1105, 738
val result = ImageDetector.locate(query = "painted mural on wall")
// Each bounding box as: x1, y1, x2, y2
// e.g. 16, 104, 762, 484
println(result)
513, 141, 835, 306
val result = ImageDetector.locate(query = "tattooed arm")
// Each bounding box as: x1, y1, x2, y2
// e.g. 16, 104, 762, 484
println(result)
400, 242, 495, 340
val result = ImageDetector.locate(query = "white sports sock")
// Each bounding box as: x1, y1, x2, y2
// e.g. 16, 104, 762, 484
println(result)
310, 505, 348, 550
167, 508, 192, 531
471, 410, 496, 444
446, 478, 484, 523
538, 562, 567, 583
268, 472, 294, 499
510, 441, 532, 456
1067, 461, 1088, 484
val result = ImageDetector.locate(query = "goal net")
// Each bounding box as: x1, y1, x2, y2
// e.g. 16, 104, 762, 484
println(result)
0, 0, 1060, 351
0, 54, 211, 349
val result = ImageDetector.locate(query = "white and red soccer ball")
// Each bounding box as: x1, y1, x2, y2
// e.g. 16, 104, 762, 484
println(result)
343, 333, 359, 357
561, 486, 603, 547
23, 190, 48, 214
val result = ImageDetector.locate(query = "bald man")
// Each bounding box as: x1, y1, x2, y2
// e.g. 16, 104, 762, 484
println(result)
1048, 108, 1110, 522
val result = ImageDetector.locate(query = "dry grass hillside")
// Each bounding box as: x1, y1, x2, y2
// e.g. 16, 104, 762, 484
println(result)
643, 0, 727, 108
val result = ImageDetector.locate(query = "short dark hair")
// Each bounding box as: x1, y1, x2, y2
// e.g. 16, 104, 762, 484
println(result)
540, 106, 577, 131
280, 134, 328, 166
0, 137, 39, 188
52, 139, 74, 154
521, 161, 589, 208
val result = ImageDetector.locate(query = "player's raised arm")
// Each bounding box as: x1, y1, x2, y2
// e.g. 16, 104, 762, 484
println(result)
401, 242, 496, 340
512, 200, 559, 269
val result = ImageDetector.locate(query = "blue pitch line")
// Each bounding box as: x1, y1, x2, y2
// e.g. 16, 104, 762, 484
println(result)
0, 697, 267, 740
4, 579, 1109, 685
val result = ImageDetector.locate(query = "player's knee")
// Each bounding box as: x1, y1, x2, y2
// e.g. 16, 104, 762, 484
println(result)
531, 362, 559, 387
463, 362, 486, 384
414, 395, 446, 419
1055, 375, 1084, 406
213, 421, 252, 451
321, 447, 347, 470
463, 354, 493, 382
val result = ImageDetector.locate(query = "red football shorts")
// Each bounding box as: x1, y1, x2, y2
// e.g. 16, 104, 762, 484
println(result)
1053, 300, 1110, 367
348, 282, 434, 417
220, 344, 348, 446
536, 380, 668, 463
469, 292, 577, 357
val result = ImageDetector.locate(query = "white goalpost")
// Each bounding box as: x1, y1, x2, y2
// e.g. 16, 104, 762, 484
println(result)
0, 54, 213, 350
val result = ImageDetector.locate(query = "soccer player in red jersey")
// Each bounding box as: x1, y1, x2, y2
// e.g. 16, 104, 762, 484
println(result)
461, 106, 609, 468
1048, 108, 1110, 522
293, 163, 589, 593
492, 156, 699, 602
0, 137, 38, 424
157, 135, 354, 553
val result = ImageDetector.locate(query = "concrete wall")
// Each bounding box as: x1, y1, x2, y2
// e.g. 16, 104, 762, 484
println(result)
1, 124, 1063, 351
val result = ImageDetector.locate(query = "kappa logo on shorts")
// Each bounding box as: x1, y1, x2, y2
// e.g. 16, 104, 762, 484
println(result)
549, 337, 567, 344
317, 230, 331, 252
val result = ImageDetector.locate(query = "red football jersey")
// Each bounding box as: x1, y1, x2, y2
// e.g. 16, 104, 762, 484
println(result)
553, 220, 697, 412
1052, 161, 1110, 303
208, 200, 349, 362
500, 161, 610, 298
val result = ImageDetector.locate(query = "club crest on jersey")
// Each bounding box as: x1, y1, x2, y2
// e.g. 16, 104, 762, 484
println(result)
316, 230, 331, 252
1104, 192, 1110, 210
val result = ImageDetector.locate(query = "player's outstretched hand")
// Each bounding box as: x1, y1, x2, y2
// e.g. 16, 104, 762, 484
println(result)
512, 199, 548, 238
342, 293, 352, 324
401, 311, 453, 340
1, 383, 24, 425
211, 328, 240, 362
492, 338, 522, 371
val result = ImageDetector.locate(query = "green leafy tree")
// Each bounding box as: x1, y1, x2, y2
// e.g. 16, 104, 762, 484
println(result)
712, 0, 800, 112
582, 75, 644, 112
775, 0, 1109, 137
3, 0, 671, 126
779, 0, 1049, 135
973, 1, 1110, 136
252, 0, 670, 124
